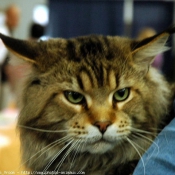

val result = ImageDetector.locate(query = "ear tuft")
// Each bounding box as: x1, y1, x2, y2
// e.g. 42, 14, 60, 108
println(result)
132, 34, 170, 66
0, 33, 38, 64
131, 25, 175, 63
130, 24, 175, 73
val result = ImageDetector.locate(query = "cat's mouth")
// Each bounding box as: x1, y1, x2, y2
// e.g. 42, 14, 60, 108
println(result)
95, 138, 111, 144
85, 138, 115, 154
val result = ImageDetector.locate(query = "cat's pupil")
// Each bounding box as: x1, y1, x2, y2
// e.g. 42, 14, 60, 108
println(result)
71, 92, 82, 100
118, 89, 126, 97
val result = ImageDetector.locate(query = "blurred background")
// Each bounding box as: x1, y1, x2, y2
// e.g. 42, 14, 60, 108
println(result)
1, 0, 175, 79
0, 0, 175, 172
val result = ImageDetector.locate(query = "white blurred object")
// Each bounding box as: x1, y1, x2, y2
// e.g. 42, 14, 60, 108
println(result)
0, 12, 5, 24
33, 4, 49, 26
0, 106, 18, 126
0, 134, 10, 147
0, 12, 9, 65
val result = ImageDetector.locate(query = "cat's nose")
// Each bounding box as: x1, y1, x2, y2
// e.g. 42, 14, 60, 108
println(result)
94, 121, 112, 134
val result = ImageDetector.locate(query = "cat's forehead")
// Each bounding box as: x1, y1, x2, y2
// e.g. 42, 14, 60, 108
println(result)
45, 36, 134, 90
68, 35, 125, 59
49, 35, 132, 63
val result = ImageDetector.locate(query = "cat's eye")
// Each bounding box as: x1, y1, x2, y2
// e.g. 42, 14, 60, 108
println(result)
113, 88, 130, 102
64, 91, 85, 104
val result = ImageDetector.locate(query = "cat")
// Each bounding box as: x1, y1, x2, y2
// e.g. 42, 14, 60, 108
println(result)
1, 25, 175, 175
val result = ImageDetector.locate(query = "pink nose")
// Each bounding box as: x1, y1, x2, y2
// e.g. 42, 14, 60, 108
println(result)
94, 121, 112, 134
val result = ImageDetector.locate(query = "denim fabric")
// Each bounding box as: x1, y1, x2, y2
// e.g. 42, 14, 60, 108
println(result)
133, 117, 175, 175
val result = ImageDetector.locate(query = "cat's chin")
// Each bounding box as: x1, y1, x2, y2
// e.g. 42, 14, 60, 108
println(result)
84, 140, 115, 154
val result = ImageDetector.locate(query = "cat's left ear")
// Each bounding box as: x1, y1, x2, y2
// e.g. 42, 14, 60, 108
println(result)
0, 33, 40, 64
131, 25, 175, 71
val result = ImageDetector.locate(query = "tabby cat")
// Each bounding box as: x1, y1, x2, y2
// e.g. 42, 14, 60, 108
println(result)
1, 26, 175, 175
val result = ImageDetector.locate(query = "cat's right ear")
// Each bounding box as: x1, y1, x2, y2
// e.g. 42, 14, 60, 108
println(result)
131, 25, 175, 72
0, 33, 39, 64
131, 33, 170, 70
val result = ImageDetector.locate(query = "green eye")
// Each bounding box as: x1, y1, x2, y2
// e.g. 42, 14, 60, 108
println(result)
113, 88, 130, 102
64, 91, 85, 104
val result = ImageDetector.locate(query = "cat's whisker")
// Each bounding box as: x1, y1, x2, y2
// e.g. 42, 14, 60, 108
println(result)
69, 139, 83, 170
55, 139, 81, 171
126, 138, 146, 175
131, 127, 160, 158
130, 132, 161, 169
132, 135, 159, 161
43, 139, 74, 172
132, 133, 160, 156
18, 135, 71, 171
150, 127, 164, 132
131, 127, 156, 136
18, 125, 68, 133
129, 135, 148, 153
74, 139, 88, 169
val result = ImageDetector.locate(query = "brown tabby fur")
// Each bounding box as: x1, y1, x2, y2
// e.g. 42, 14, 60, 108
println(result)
1, 26, 175, 175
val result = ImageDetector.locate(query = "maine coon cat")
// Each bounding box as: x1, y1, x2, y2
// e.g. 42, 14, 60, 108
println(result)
1, 26, 175, 175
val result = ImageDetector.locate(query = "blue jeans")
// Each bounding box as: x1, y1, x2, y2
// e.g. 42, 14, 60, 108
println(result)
133, 117, 175, 175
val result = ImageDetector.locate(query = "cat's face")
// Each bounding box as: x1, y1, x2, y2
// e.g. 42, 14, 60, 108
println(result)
0, 31, 173, 173
19, 36, 154, 154
56, 60, 147, 155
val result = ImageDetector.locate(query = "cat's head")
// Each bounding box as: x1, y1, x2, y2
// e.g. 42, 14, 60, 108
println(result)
0, 26, 174, 170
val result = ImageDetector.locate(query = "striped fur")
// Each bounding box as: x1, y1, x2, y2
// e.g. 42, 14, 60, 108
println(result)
0, 26, 175, 175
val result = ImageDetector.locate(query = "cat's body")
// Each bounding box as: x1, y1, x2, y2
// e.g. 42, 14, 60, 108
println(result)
0, 27, 175, 175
